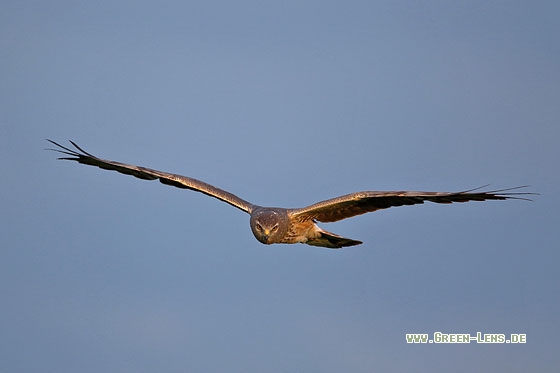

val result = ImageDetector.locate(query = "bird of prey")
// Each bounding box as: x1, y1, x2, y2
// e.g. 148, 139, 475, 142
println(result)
47, 140, 533, 249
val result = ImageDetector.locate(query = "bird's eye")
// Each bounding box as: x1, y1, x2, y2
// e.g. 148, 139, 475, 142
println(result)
271, 224, 279, 232
256, 223, 263, 232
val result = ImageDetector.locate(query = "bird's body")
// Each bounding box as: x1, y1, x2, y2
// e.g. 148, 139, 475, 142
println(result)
47, 140, 534, 249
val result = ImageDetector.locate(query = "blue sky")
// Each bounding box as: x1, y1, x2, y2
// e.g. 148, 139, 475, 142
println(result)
1, 1, 559, 372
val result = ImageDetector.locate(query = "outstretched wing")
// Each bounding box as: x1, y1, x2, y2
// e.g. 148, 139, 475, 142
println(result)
47, 140, 256, 214
289, 187, 535, 223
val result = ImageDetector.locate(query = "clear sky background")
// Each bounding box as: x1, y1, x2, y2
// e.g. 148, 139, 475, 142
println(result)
1, 1, 559, 372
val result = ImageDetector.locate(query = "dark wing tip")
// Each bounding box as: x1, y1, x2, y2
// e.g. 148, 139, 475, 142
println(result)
471, 185, 538, 201
46, 139, 94, 161
46, 139, 79, 159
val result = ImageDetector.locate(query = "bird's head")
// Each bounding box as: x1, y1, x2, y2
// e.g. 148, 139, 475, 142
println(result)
250, 208, 288, 245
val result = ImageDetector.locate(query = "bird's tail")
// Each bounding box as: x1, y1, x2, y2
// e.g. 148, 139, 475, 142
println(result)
306, 228, 363, 249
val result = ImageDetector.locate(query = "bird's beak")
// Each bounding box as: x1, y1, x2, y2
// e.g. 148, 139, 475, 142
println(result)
263, 229, 271, 243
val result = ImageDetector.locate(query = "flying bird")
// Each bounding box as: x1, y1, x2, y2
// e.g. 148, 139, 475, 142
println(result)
47, 140, 533, 249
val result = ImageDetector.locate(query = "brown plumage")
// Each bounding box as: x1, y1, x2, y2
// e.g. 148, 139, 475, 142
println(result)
47, 140, 535, 249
